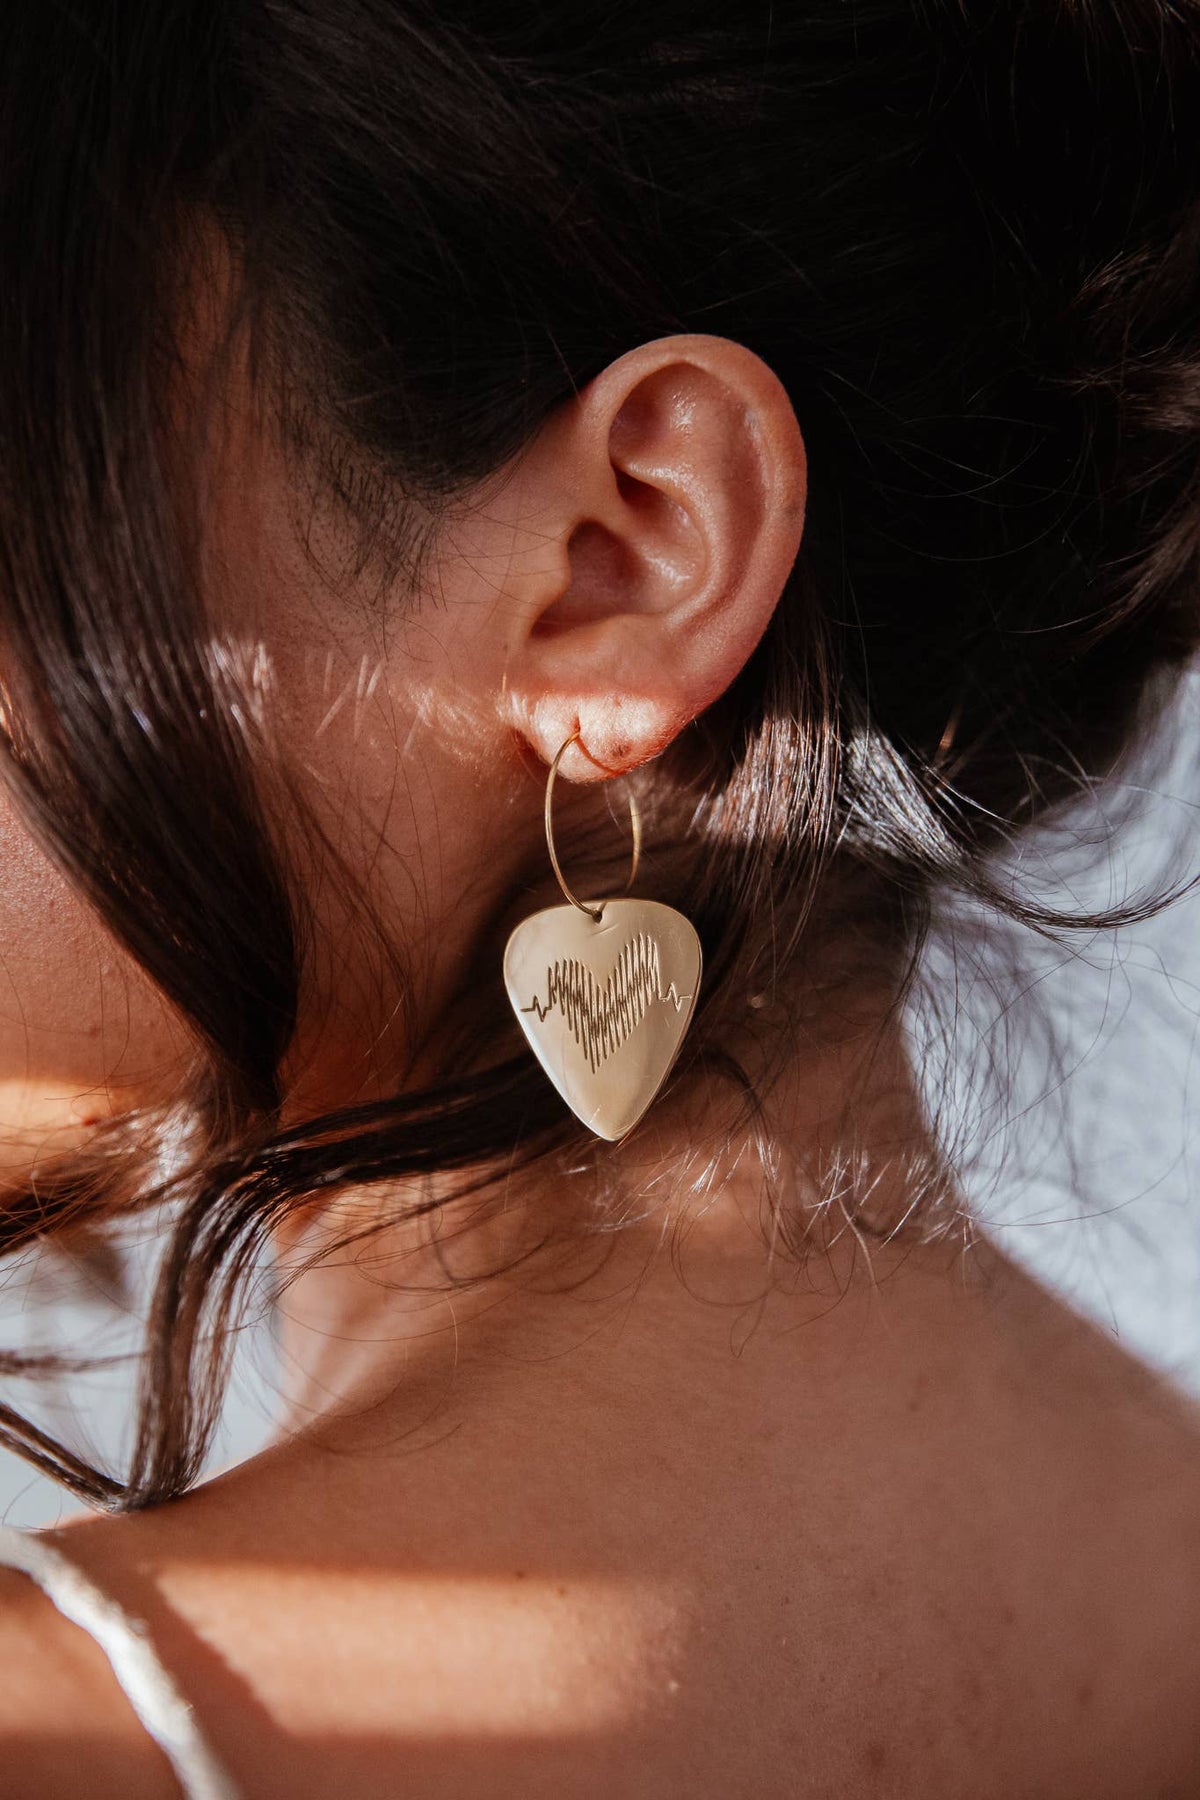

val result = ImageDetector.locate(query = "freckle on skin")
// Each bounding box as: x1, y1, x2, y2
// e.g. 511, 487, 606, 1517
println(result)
865, 1740, 887, 1772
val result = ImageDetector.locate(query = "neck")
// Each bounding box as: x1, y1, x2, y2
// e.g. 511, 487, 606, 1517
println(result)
270, 968, 958, 1436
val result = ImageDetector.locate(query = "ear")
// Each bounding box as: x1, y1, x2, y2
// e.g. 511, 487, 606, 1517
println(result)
498, 333, 807, 779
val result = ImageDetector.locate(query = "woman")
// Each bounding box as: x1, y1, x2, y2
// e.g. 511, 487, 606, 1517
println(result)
0, 1, 1197, 1793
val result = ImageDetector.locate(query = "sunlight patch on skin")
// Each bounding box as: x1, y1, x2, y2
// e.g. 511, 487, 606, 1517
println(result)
0, 1079, 144, 1187
202, 631, 278, 741
163, 1566, 686, 1737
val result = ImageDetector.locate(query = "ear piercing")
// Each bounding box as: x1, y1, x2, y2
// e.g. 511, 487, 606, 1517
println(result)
503, 729, 702, 1139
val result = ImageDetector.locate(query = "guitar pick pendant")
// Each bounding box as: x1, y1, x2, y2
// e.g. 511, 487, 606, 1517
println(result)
504, 896, 702, 1140
504, 730, 702, 1140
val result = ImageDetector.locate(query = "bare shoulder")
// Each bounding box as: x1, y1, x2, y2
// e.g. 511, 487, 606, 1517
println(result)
3, 1240, 1198, 1800
0, 1554, 177, 1798
942, 1242, 1200, 1781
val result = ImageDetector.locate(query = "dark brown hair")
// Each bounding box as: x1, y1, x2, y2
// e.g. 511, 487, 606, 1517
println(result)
1, 0, 1199, 1506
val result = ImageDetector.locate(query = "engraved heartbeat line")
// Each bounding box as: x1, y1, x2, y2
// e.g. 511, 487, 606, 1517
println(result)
521, 932, 691, 1073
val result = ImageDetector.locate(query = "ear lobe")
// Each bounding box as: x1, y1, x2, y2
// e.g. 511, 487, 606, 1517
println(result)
507, 333, 806, 778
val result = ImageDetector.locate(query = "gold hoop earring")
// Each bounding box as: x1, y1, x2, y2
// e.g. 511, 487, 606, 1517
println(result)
503, 729, 703, 1140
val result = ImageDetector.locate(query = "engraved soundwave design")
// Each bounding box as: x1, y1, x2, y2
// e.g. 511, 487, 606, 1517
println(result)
521, 931, 692, 1074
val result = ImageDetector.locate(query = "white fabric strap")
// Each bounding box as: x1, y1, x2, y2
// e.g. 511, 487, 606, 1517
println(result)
0, 1523, 240, 1800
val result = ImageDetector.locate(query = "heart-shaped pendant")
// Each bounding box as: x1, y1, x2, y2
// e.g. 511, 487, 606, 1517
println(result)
504, 897, 702, 1140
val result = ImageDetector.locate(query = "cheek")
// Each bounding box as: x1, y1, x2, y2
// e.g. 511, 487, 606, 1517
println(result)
0, 793, 190, 1178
